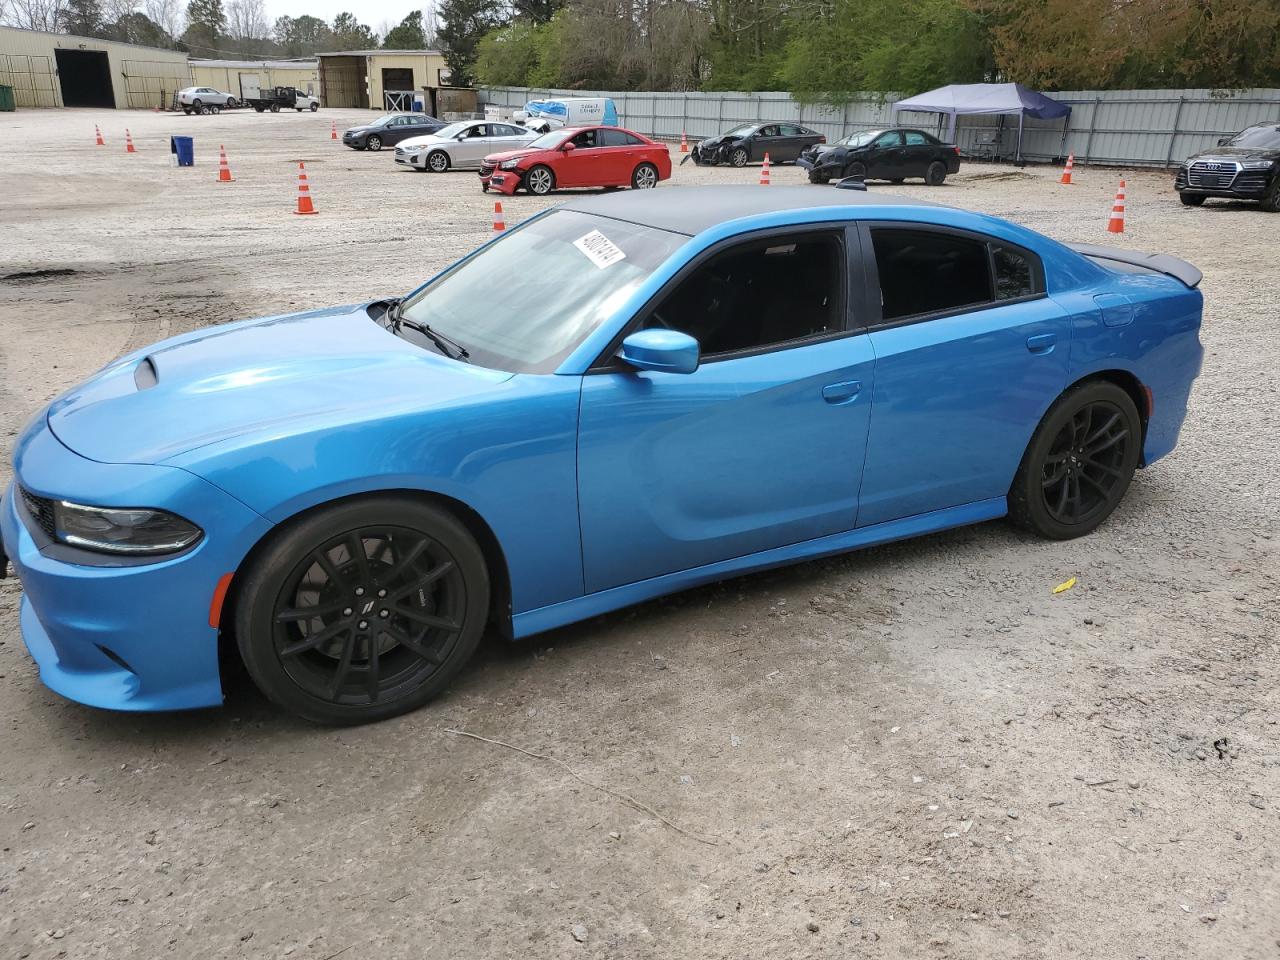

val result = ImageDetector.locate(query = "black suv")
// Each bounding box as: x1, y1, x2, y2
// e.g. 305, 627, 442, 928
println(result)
1175, 122, 1280, 211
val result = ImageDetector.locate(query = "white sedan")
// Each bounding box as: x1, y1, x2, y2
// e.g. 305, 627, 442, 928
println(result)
177, 86, 237, 113
395, 120, 540, 172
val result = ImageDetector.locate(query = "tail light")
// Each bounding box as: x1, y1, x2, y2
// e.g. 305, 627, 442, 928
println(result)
818, 135, 827, 143
953, 146, 961, 155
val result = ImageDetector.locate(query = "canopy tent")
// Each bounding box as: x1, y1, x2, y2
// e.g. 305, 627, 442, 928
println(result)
891, 83, 1071, 163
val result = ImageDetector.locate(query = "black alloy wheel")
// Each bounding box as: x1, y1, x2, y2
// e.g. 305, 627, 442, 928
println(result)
1010, 380, 1140, 539
236, 497, 489, 724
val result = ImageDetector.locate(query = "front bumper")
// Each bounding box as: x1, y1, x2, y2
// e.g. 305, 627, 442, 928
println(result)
0, 417, 272, 712
394, 149, 420, 168
1174, 165, 1273, 200
486, 169, 522, 195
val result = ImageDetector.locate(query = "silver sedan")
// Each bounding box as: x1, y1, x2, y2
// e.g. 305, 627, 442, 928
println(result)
395, 120, 540, 172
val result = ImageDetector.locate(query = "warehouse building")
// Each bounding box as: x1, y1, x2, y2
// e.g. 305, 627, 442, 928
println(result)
188, 58, 320, 101
317, 49, 453, 112
0, 25, 190, 109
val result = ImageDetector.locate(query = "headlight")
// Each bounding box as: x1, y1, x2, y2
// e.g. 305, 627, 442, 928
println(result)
54, 500, 203, 555
500, 159, 521, 170
1241, 159, 1274, 169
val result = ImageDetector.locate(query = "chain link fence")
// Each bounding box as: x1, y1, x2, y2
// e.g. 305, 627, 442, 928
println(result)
479, 85, 1280, 168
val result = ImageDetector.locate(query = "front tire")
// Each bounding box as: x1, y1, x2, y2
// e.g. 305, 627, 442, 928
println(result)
844, 160, 867, 180
234, 496, 490, 725
1179, 193, 1206, 207
925, 161, 947, 185
730, 147, 748, 167
1009, 380, 1141, 540
366, 134, 383, 152
631, 162, 659, 189
427, 150, 450, 172
524, 164, 555, 195
1260, 180, 1280, 212
270, 103, 280, 113
310, 102, 319, 112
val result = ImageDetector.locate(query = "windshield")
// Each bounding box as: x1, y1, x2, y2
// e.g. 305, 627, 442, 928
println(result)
1225, 124, 1280, 150
399, 210, 688, 373
724, 124, 757, 137
839, 130, 881, 147
433, 121, 470, 139
526, 129, 573, 150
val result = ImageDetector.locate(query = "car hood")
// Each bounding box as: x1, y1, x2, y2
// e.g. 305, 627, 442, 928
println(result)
345, 126, 375, 135
46, 305, 513, 465
1187, 146, 1280, 162
484, 146, 540, 164
400, 133, 446, 149
699, 134, 744, 148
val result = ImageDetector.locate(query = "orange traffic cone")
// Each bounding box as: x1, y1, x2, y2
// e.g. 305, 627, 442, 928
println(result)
1107, 179, 1126, 233
216, 144, 235, 182
294, 161, 317, 215
759, 152, 771, 186
330, 120, 338, 141
94, 124, 105, 146
125, 129, 136, 153
680, 131, 688, 153
493, 201, 506, 232
1060, 153, 1075, 184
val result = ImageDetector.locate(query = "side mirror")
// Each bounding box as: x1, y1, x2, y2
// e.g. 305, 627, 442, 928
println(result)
619, 329, 699, 375
1217, 136, 1231, 146
561, 141, 576, 152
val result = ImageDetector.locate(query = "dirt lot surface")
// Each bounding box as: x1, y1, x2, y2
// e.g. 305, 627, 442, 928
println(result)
1, 107, 1277, 960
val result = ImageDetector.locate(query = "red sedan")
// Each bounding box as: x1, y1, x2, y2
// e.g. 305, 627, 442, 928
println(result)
480, 126, 672, 196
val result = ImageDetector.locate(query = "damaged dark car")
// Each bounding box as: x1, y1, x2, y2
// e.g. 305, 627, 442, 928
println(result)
798, 128, 961, 185
687, 122, 825, 166
1174, 122, 1280, 211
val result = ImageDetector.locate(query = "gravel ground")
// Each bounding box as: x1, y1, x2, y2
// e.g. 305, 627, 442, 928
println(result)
1, 107, 1277, 960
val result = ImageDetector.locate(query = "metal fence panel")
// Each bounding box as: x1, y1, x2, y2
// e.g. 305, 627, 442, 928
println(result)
478, 85, 1280, 167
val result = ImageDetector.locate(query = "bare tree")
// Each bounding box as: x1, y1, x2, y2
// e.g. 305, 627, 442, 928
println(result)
223, 0, 264, 39
1, 0, 68, 30
420, 0, 441, 46
144, 0, 184, 36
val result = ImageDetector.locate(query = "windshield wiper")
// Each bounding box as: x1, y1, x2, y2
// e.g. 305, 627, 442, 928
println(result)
387, 299, 470, 363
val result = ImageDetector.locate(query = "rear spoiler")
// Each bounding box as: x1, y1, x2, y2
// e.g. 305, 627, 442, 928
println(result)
1067, 242, 1202, 289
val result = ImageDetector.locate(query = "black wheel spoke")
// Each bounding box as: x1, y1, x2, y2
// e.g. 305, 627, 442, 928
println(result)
1083, 457, 1123, 478
377, 538, 429, 588
346, 533, 372, 582
1083, 413, 1121, 448
282, 618, 349, 657
1087, 428, 1128, 456
1078, 470, 1112, 496
328, 634, 357, 699
366, 634, 381, 702
275, 600, 348, 623
395, 606, 460, 632
383, 622, 444, 664
312, 548, 346, 587
389, 561, 454, 602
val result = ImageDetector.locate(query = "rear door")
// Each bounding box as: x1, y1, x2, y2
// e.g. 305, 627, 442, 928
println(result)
900, 130, 933, 178
577, 225, 876, 591
856, 224, 1071, 526
775, 124, 812, 162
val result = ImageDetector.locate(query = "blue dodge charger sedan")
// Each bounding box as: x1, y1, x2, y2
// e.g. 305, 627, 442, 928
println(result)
1, 187, 1203, 724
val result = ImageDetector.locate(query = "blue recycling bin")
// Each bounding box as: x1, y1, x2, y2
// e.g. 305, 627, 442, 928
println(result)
170, 135, 194, 167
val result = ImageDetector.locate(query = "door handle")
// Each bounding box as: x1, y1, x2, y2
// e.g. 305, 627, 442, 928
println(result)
822, 380, 862, 404
1026, 333, 1057, 354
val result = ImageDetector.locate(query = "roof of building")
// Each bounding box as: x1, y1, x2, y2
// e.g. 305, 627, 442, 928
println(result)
189, 58, 317, 69
559, 185, 937, 236
316, 49, 442, 57
0, 23, 189, 57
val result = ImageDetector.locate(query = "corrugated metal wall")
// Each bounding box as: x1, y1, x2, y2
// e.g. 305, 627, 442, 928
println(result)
479, 85, 1280, 168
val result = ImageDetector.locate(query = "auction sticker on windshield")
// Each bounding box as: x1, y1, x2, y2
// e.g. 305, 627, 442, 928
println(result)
573, 230, 627, 269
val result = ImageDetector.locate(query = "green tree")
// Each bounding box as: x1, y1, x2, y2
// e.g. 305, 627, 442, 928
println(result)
273, 14, 334, 55
475, 21, 542, 85
184, 0, 226, 52
383, 9, 427, 48
109, 10, 172, 45
439, 0, 505, 85
331, 11, 377, 48
59, 0, 103, 36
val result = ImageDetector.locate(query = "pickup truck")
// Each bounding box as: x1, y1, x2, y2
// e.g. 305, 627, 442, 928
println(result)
243, 83, 320, 113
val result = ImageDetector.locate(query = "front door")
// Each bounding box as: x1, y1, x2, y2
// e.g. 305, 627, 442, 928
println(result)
453, 123, 492, 165
856, 224, 1071, 526
577, 227, 875, 592
554, 128, 604, 186
867, 131, 905, 179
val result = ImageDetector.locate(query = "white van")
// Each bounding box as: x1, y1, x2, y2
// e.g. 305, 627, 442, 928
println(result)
514, 97, 620, 132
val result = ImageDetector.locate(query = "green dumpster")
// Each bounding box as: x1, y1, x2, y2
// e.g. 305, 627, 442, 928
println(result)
0, 85, 15, 112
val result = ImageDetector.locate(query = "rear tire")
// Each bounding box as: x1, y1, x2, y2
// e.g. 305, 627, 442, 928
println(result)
234, 496, 490, 725
1009, 380, 1141, 540
631, 162, 659, 189
225, 97, 237, 109
270, 103, 280, 113
925, 161, 947, 185
1179, 193, 1207, 207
